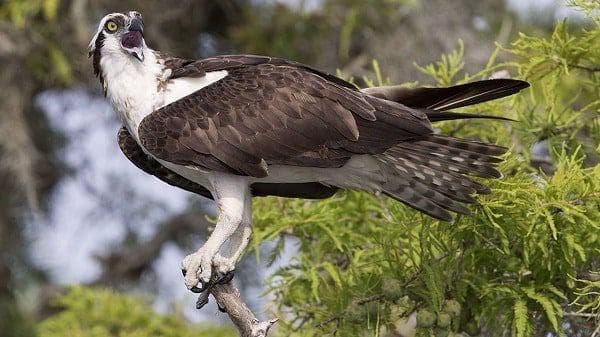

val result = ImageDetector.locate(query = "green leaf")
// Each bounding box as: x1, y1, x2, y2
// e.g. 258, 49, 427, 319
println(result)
322, 262, 344, 289
524, 288, 562, 334
48, 44, 72, 85
513, 299, 531, 337
43, 0, 58, 20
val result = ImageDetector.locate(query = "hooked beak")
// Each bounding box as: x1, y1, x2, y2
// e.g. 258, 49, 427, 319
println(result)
121, 18, 145, 62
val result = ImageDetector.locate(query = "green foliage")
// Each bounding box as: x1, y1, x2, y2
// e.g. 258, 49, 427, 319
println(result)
250, 2, 600, 337
229, 0, 416, 64
0, 0, 59, 27
0, 297, 37, 337
414, 40, 466, 86
0, 0, 73, 85
38, 287, 235, 337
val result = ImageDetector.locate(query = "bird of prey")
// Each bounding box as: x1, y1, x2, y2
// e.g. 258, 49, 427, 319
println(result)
89, 12, 528, 300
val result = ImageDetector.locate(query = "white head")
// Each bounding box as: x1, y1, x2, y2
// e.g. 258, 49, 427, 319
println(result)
88, 11, 147, 78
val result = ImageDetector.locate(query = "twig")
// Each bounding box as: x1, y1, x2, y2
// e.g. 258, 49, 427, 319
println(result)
211, 282, 278, 337
592, 323, 600, 337
568, 64, 600, 73
315, 294, 386, 328
93, 210, 210, 285
315, 249, 453, 328
563, 312, 600, 318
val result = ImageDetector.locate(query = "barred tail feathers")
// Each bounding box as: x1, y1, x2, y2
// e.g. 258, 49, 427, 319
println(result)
374, 135, 507, 221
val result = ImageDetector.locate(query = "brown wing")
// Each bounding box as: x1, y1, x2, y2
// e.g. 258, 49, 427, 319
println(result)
138, 55, 433, 177
169, 55, 361, 91
118, 126, 213, 198
118, 126, 339, 199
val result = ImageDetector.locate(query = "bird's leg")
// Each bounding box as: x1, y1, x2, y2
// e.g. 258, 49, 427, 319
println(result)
213, 224, 252, 281
181, 174, 249, 292
194, 222, 252, 310
213, 188, 252, 284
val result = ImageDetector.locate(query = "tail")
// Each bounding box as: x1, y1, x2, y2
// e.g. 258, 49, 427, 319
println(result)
375, 135, 506, 221
350, 79, 528, 220
362, 79, 529, 122
362, 79, 528, 220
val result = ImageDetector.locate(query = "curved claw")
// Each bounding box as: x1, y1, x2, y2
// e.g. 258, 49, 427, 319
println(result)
216, 270, 235, 285
182, 249, 215, 292
196, 291, 210, 309
191, 278, 213, 294
190, 285, 204, 293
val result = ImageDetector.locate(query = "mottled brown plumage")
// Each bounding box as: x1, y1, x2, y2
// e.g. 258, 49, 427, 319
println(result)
118, 126, 213, 198
139, 55, 431, 177
119, 127, 339, 200
126, 54, 528, 221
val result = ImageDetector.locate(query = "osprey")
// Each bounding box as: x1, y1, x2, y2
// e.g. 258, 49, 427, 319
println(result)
89, 12, 528, 300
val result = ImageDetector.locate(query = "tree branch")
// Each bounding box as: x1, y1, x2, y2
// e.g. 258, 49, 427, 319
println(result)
569, 64, 600, 73
91, 208, 277, 336
210, 282, 278, 337
93, 209, 210, 286
563, 312, 600, 318
592, 322, 600, 337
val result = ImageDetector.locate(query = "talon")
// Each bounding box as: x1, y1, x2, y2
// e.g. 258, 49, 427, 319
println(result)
217, 303, 227, 313
190, 285, 203, 293
217, 270, 235, 285
196, 291, 210, 309
193, 278, 213, 294
182, 248, 216, 294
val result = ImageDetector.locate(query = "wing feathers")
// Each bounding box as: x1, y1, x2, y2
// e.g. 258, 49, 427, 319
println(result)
139, 59, 433, 176
134, 55, 529, 222
362, 79, 529, 110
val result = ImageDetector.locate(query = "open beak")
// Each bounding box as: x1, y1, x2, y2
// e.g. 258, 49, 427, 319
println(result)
121, 18, 145, 62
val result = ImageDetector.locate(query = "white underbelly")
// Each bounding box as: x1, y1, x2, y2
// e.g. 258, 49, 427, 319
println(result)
156, 155, 382, 192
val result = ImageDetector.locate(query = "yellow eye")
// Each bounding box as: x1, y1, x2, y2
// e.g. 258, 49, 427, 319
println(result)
105, 20, 118, 33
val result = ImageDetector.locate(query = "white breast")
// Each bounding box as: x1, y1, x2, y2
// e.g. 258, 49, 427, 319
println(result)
160, 70, 228, 109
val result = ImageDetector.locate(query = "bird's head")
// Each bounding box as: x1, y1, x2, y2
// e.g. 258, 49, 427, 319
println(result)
88, 11, 146, 71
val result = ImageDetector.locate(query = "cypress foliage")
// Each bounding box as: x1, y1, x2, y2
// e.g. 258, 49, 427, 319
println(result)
37, 287, 236, 337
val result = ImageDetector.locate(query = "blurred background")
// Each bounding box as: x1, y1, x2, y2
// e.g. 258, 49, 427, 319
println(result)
0, 0, 593, 336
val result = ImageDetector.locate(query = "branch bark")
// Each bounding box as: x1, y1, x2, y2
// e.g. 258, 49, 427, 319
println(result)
211, 282, 278, 337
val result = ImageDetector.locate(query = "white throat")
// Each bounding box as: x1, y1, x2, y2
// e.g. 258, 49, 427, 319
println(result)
100, 49, 228, 142
101, 49, 165, 140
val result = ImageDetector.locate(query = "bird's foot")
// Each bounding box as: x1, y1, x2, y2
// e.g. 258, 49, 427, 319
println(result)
181, 248, 214, 293
182, 251, 237, 309
212, 254, 236, 283
191, 268, 235, 310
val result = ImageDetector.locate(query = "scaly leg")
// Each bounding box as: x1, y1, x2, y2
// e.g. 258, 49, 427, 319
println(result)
213, 191, 253, 278
181, 173, 249, 292
195, 201, 252, 310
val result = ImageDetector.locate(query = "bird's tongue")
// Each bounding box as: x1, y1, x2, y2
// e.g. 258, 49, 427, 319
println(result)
121, 31, 143, 49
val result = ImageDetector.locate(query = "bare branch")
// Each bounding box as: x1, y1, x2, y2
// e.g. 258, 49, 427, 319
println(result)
569, 64, 600, 73
91, 209, 277, 336
93, 209, 210, 286
211, 282, 278, 337
592, 323, 600, 337
563, 312, 600, 318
